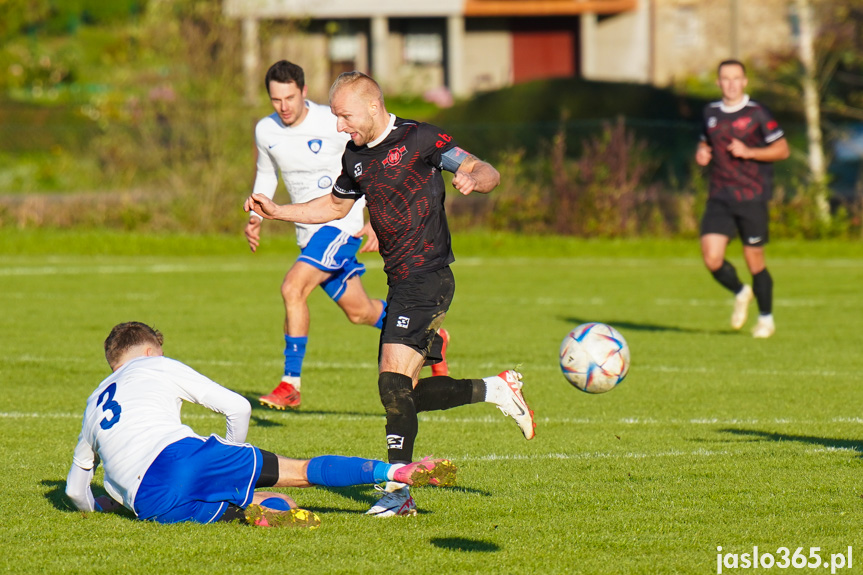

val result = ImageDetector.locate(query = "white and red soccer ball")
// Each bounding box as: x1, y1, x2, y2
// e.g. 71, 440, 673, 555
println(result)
560, 323, 630, 393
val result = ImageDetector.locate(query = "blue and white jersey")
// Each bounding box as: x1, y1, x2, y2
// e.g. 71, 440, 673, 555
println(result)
252, 100, 366, 247
70, 356, 251, 513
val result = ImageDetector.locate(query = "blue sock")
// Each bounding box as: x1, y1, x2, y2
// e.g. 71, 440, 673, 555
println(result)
374, 300, 387, 330
283, 336, 308, 377
306, 456, 391, 487
260, 497, 292, 511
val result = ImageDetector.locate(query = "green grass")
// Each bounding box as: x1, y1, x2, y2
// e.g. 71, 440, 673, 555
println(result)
1, 231, 862, 574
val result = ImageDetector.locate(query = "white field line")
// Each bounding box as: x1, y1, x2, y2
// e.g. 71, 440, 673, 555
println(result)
0, 355, 850, 379
4, 411, 862, 429
2, 412, 859, 461
459, 445, 861, 462
1, 255, 860, 278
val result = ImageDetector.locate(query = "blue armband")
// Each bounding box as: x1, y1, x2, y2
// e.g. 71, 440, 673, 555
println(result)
441, 147, 470, 173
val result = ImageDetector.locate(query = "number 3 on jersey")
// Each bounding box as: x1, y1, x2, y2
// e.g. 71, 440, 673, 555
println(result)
97, 382, 122, 430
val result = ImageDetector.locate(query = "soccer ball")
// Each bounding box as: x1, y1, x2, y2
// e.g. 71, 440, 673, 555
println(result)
559, 323, 630, 393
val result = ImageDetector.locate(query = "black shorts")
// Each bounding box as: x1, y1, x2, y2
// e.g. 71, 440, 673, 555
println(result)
380, 266, 455, 364
700, 198, 769, 247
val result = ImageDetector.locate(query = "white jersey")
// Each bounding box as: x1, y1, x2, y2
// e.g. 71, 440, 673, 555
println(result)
252, 100, 366, 248
70, 356, 251, 511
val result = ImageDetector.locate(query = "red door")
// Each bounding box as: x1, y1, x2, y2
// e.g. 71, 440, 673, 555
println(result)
512, 19, 578, 83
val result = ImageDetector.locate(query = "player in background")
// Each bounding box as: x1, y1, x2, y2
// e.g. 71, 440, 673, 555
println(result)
65, 322, 456, 528
245, 71, 536, 518
245, 60, 451, 411
695, 59, 789, 338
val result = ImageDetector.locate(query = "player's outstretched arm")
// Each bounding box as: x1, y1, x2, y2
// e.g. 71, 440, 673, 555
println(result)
451, 155, 501, 195
244, 193, 354, 224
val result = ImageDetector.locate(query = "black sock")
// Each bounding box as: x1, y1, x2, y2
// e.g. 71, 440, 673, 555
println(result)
711, 260, 744, 294
752, 268, 773, 315
378, 372, 417, 464
413, 376, 486, 412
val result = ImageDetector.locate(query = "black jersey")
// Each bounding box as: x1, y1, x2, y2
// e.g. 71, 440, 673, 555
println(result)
701, 97, 785, 202
333, 116, 459, 283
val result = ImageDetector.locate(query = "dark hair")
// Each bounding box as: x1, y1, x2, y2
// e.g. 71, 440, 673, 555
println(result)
717, 59, 746, 76
265, 60, 305, 94
104, 322, 163, 369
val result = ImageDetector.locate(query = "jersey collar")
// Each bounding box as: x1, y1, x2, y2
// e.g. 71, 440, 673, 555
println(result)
367, 114, 397, 148
720, 95, 750, 114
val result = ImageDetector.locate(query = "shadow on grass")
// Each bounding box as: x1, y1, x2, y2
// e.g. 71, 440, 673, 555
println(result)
41, 479, 136, 518
430, 537, 500, 552
562, 316, 734, 335
234, 391, 381, 423
311, 484, 492, 511
720, 428, 863, 455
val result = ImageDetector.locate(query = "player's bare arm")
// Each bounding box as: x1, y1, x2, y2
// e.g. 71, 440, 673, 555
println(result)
695, 142, 713, 166
727, 137, 789, 162
451, 155, 501, 195
244, 192, 354, 224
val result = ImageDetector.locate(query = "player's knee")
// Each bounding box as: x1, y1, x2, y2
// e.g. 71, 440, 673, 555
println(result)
280, 280, 305, 304
703, 254, 724, 272
344, 306, 373, 325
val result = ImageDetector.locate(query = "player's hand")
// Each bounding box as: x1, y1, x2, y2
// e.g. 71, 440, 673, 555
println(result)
244, 194, 279, 219
695, 144, 712, 166
727, 138, 753, 159
451, 170, 478, 195
94, 495, 122, 513
245, 217, 262, 253
355, 221, 379, 253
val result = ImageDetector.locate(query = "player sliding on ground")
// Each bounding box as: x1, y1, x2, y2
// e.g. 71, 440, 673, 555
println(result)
245, 71, 536, 518
65, 322, 456, 527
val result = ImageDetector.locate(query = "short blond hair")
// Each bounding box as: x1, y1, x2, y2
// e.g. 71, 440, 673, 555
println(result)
329, 71, 384, 106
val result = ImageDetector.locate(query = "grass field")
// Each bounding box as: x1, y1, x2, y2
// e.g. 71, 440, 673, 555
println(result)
1, 230, 862, 574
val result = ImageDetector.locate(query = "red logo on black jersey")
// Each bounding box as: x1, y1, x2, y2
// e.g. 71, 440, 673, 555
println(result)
732, 117, 752, 131
383, 146, 407, 167
435, 133, 452, 148
766, 120, 778, 131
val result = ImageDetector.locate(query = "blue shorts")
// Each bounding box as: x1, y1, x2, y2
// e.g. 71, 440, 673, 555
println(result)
134, 436, 262, 524
298, 225, 366, 301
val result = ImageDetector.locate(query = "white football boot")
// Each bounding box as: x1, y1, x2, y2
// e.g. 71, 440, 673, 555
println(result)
485, 370, 536, 440
752, 315, 775, 339
731, 285, 753, 330
366, 483, 416, 517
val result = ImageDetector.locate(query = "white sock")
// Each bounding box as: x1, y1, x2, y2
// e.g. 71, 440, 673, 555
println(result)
385, 465, 405, 482
282, 375, 301, 391
482, 375, 508, 405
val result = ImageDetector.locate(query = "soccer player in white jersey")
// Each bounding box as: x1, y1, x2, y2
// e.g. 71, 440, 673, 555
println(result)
245, 60, 449, 410
65, 322, 456, 527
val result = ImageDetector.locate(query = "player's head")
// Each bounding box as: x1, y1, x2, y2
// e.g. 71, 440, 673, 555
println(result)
265, 60, 309, 127
265, 60, 305, 92
716, 59, 747, 104
329, 71, 387, 147
104, 322, 164, 372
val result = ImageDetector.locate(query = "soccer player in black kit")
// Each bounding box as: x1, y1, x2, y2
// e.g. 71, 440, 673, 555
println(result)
245, 71, 536, 517
695, 60, 789, 338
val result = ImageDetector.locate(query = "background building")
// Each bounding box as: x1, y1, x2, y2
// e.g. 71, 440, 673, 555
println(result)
224, 0, 796, 102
